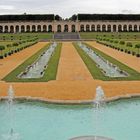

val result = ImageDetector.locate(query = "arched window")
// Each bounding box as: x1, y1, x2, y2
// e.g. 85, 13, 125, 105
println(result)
32, 25, 36, 32
134, 25, 138, 32
43, 25, 47, 32
64, 25, 68, 32
21, 25, 25, 32
91, 25, 95, 32
15, 25, 19, 33
48, 25, 52, 32
72, 25, 75, 32
102, 25, 106, 32
5, 26, 9, 33
97, 25, 101, 32
118, 25, 122, 32
57, 25, 61, 32
80, 25, 84, 32
26, 25, 30, 32
0, 26, 3, 33
86, 25, 90, 32
123, 25, 127, 32
129, 25, 132, 32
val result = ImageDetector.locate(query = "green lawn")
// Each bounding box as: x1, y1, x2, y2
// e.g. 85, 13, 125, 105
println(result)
0, 41, 13, 45
73, 42, 140, 81
0, 33, 53, 41
3, 43, 62, 82
80, 32, 140, 40
96, 38, 140, 57
0, 41, 38, 59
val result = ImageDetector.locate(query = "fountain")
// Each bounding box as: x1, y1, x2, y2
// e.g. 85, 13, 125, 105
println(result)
1, 85, 21, 140
70, 86, 113, 140
94, 86, 105, 108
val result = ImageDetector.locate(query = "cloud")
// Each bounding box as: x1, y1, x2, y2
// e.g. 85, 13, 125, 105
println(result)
0, 5, 15, 10
0, 0, 140, 18
121, 10, 133, 14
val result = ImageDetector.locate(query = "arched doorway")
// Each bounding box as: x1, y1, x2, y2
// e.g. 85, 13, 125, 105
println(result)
129, 25, 132, 32
15, 25, 19, 33
0, 26, 3, 33
10, 26, 14, 33
134, 25, 138, 32
118, 25, 122, 32
91, 25, 95, 32
5, 26, 9, 33
113, 25, 116, 32
97, 25, 101, 32
37, 25, 41, 32
80, 25, 84, 32
32, 25, 36, 32
57, 25, 61, 32
86, 25, 90, 32
21, 25, 25, 32
107, 25, 111, 32
26, 25, 30, 32
43, 25, 47, 32
64, 25, 68, 32
102, 25, 106, 32
48, 25, 52, 32
71, 25, 75, 32
123, 25, 127, 32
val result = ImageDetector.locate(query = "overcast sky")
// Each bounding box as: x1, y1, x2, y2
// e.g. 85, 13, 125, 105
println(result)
0, 0, 140, 18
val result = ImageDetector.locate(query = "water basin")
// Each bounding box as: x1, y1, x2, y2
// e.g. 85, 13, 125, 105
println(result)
0, 98, 140, 140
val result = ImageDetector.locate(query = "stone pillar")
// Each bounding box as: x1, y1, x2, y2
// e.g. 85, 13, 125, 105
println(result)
95, 25, 97, 32
25, 25, 27, 32
13, 26, 16, 33
111, 25, 113, 32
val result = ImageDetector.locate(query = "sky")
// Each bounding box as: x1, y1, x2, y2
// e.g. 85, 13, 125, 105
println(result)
0, 0, 140, 18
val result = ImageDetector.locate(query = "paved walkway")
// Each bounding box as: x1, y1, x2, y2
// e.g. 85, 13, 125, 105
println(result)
0, 42, 47, 79
57, 42, 93, 80
87, 41, 140, 73
0, 80, 140, 101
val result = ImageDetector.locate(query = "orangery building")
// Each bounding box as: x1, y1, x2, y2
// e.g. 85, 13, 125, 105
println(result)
1, 14, 140, 33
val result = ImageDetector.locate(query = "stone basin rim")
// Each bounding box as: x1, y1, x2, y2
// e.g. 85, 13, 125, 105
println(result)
0, 93, 140, 105
69, 135, 113, 140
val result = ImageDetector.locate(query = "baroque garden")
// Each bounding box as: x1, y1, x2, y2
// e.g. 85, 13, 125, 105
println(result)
0, 14, 140, 140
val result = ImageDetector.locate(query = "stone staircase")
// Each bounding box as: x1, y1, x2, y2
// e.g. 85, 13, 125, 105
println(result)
54, 32, 80, 40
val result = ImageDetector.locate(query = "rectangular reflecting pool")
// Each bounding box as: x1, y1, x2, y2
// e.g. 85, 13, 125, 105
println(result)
78, 42, 128, 78
19, 42, 57, 79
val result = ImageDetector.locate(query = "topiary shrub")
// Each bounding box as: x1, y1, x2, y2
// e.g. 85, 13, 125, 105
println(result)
127, 51, 131, 54
114, 40, 119, 44
13, 42, 19, 46
132, 51, 136, 56
125, 49, 128, 53
120, 41, 125, 45
126, 42, 133, 47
